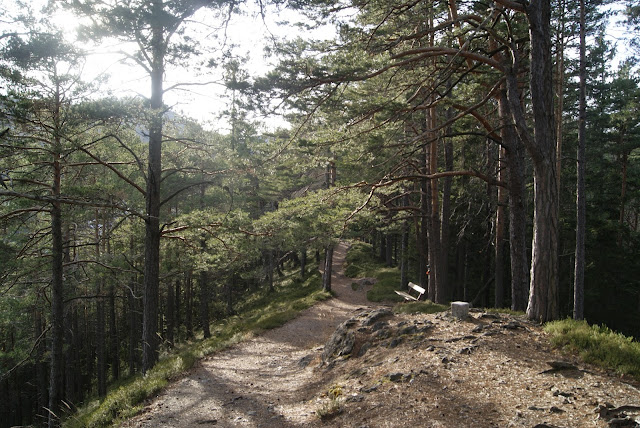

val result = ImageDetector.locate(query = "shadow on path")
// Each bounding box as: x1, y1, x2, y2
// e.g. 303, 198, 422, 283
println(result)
124, 241, 380, 428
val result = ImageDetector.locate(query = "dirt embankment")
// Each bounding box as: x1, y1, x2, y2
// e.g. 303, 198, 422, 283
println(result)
123, 242, 640, 428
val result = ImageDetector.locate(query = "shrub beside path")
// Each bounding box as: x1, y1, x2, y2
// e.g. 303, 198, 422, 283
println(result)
123, 241, 376, 427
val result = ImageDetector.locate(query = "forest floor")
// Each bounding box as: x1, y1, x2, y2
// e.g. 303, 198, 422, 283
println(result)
122, 242, 640, 428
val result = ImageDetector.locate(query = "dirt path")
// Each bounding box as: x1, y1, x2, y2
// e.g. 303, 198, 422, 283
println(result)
124, 242, 378, 428
121, 242, 640, 428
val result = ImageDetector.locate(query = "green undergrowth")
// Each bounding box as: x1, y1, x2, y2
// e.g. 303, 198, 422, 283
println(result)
365, 268, 404, 302
393, 300, 448, 314
544, 318, 640, 380
64, 271, 328, 428
344, 241, 403, 302
483, 307, 526, 316
344, 241, 380, 278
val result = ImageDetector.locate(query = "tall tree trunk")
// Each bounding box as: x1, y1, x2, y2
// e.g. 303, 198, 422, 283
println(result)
505, 0, 558, 321
489, 8, 529, 311
275, 250, 285, 277
440, 126, 453, 303
265, 249, 274, 292
48, 150, 64, 428
527, 162, 559, 322
82, 304, 93, 403
427, 107, 443, 303
499, 88, 529, 311
198, 183, 210, 339
555, 0, 566, 200
127, 283, 137, 377
142, 2, 165, 374
185, 270, 193, 339
574, 0, 586, 320
418, 163, 429, 290
127, 236, 138, 376
96, 295, 106, 397
72, 308, 83, 404
174, 279, 181, 340
226, 274, 235, 316
95, 210, 106, 398
495, 147, 507, 308
322, 245, 334, 293
199, 270, 211, 339
525, 0, 559, 322
166, 282, 175, 348
109, 284, 119, 382
385, 233, 393, 267
300, 249, 307, 278
35, 309, 48, 421
0, 359, 8, 425
62, 222, 75, 410
63, 304, 75, 410
400, 194, 410, 288
619, 150, 628, 245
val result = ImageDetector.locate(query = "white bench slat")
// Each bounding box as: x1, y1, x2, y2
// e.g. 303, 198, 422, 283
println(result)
394, 290, 419, 301
408, 282, 426, 295
395, 281, 425, 301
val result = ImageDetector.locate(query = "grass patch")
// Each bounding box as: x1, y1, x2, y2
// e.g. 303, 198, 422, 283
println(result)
483, 307, 526, 316
394, 300, 448, 314
64, 271, 328, 428
366, 268, 403, 302
316, 384, 344, 421
544, 318, 640, 380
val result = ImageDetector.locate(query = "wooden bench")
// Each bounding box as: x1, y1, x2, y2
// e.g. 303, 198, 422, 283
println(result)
394, 281, 425, 301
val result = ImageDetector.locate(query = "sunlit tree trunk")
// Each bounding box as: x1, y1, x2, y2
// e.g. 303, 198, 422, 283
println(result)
142, 1, 165, 373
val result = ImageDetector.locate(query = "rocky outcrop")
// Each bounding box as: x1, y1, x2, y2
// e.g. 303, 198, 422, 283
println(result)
321, 308, 434, 365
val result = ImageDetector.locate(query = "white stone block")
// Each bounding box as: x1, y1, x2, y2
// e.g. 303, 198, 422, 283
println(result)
451, 301, 469, 320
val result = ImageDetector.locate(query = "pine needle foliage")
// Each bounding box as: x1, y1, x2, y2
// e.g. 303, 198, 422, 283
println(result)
544, 318, 640, 380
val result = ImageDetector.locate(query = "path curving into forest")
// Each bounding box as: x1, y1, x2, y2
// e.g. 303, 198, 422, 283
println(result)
123, 241, 379, 427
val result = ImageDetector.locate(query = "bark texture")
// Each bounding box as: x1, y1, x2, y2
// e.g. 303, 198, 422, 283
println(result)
525, 0, 559, 322
142, 4, 164, 373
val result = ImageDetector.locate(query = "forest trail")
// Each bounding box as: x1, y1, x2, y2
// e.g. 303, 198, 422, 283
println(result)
122, 243, 640, 428
123, 241, 379, 427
